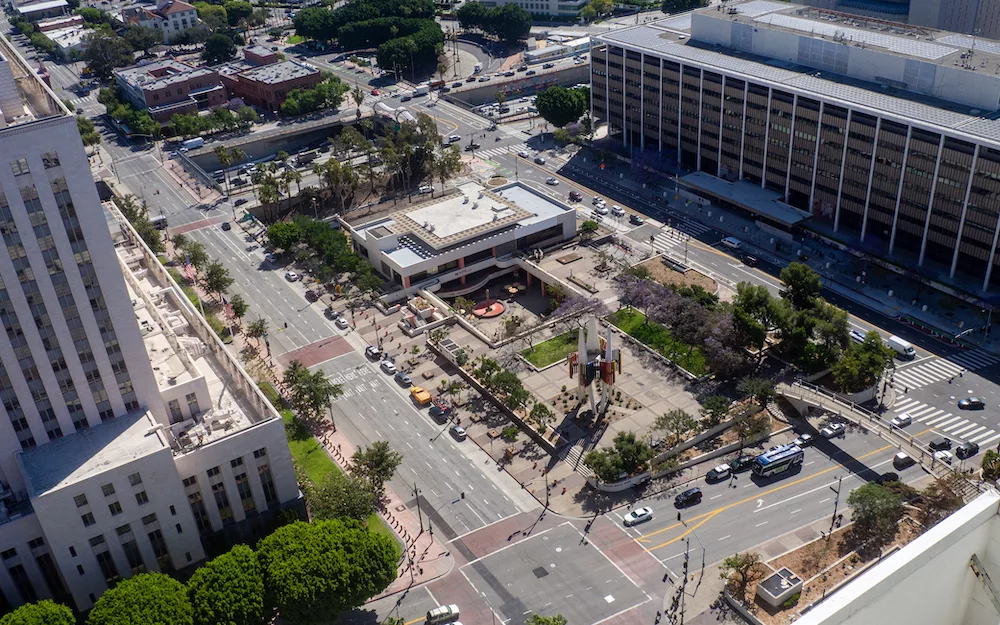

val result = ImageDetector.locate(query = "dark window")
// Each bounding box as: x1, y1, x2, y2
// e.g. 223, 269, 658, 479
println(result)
108, 502, 123, 516
135, 491, 149, 505
74, 494, 88, 508
7, 564, 35, 603
81, 513, 95, 527
95, 550, 119, 584
128, 473, 142, 486
176, 523, 183, 534
101, 483, 115, 497
68, 547, 76, 557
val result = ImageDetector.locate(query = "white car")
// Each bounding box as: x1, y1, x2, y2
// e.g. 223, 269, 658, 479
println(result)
890, 413, 912, 428
849, 329, 867, 343
284, 271, 300, 282
820, 423, 846, 438
335, 317, 349, 330
793, 433, 814, 447
380, 360, 396, 374
934, 450, 954, 464
545, 177, 559, 185
623, 506, 653, 526
595, 205, 609, 215
418, 184, 433, 194
610, 205, 625, 217
518, 150, 531, 158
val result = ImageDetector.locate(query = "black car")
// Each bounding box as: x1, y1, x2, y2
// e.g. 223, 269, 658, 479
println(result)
730, 456, 755, 473
429, 403, 450, 423
629, 214, 645, 225
675, 487, 702, 507
929, 437, 953, 451
542, 62, 555, 69
465, 143, 480, 151
452, 81, 463, 88
959, 397, 986, 410
526, 70, 536, 76
234, 198, 249, 206
873, 471, 899, 485
743, 254, 759, 267
957, 441, 980, 459
221, 222, 231, 231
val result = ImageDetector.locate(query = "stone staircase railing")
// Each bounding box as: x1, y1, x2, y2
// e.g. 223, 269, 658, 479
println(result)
777, 380, 986, 503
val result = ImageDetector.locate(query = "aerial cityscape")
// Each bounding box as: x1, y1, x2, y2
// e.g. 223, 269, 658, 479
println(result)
0, 0, 999, 622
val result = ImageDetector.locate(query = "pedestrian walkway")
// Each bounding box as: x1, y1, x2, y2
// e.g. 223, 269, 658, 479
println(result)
891, 350, 1000, 390
475, 143, 530, 161
648, 229, 692, 256
891, 396, 1000, 447
68, 92, 97, 107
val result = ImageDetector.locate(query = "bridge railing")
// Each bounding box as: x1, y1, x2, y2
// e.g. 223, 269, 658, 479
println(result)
777, 380, 986, 502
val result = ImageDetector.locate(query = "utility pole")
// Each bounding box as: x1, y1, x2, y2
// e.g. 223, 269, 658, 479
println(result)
830, 475, 843, 532
413, 482, 423, 533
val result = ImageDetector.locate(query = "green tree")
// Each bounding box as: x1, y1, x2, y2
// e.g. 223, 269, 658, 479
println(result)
700, 395, 731, 426
246, 318, 268, 344
0, 600, 74, 625
88, 572, 193, 625
124, 25, 161, 56
267, 222, 302, 250
229, 293, 249, 325
83, 30, 134, 79
283, 360, 343, 424
719, 552, 766, 604
256, 520, 397, 624
591, 0, 613, 13
847, 482, 903, 551
224, 0, 253, 25
525, 616, 567, 625
529, 402, 554, 430
832, 331, 892, 393
661, 0, 707, 13
306, 469, 377, 522
580, 3, 597, 21
76, 115, 101, 148
75, 6, 107, 23
203, 259, 234, 300
350, 441, 403, 499
293, 6, 337, 41
536, 86, 587, 128
582, 447, 622, 482
983, 450, 1000, 482
117, 194, 164, 254
195, 2, 228, 30
735, 412, 770, 451
492, 3, 531, 42
779, 262, 822, 310
737, 376, 775, 409
187, 545, 265, 625
612, 431, 652, 475
579, 220, 599, 238
653, 409, 697, 447
179, 240, 209, 271
203, 33, 237, 64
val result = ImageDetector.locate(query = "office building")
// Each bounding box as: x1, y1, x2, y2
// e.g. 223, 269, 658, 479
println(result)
219, 59, 321, 114
799, 0, 1000, 42
127, 0, 200, 44
0, 34, 299, 614
477, 0, 588, 19
343, 181, 576, 296
592, 1, 1000, 291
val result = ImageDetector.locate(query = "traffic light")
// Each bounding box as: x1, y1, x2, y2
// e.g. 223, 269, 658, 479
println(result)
600, 163, 605, 170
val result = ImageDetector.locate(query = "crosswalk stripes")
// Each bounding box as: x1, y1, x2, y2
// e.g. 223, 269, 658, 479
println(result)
649, 230, 688, 255
892, 395, 1000, 446
68, 92, 98, 107
474, 143, 529, 161
891, 349, 1000, 390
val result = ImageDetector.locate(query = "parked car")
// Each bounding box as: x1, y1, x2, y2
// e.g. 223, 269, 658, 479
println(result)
450, 424, 467, 440
610, 205, 625, 217
380, 360, 397, 375
526, 70, 536, 75
365, 345, 381, 359
629, 214, 645, 225
231, 177, 247, 187
820, 423, 845, 438
234, 198, 248, 206
418, 184, 433, 194
957, 441, 980, 459
730, 456, 755, 473
305, 289, 319, 302
706, 464, 731, 482
793, 433, 814, 447
890, 413, 912, 428
264, 253, 278, 264
324, 307, 340, 320
467, 76, 477, 82
534, 156, 546, 164
221, 222, 231, 231
394, 371, 412, 386
429, 402, 451, 421
595, 205, 609, 216
452, 81, 464, 88
934, 450, 954, 464
568, 190, 583, 202
959, 397, 985, 409
478, 76, 491, 82
545, 177, 559, 185
893, 451, 916, 469
335, 318, 349, 330
742, 254, 758, 267
674, 487, 702, 507
517, 65, 528, 71
284, 271, 300, 282
623, 506, 653, 527
929, 437, 953, 451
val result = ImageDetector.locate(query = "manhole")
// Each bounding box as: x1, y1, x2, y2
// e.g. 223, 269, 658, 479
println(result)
532, 567, 549, 579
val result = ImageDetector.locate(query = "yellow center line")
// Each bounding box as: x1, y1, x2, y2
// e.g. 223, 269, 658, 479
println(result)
423, 113, 459, 134
638, 435, 924, 551
404, 617, 425, 625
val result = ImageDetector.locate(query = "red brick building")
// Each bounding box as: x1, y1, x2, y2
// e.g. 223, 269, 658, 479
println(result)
114, 59, 227, 123
222, 59, 321, 114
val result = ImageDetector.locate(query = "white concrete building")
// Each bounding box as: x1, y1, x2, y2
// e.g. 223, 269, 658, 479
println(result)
796, 491, 1000, 625
343, 181, 576, 298
0, 33, 300, 614
131, 0, 199, 44
477, 0, 588, 18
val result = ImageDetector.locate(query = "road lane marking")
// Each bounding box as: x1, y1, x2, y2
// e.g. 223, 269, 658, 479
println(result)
790, 509, 801, 515
640, 443, 896, 550
718, 535, 731, 541
755, 521, 767, 527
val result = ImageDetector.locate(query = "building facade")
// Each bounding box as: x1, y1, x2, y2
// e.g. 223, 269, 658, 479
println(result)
115, 59, 226, 123
799, 0, 1000, 41
477, 0, 588, 18
221, 60, 321, 113
592, 2, 1000, 292
0, 34, 300, 615
134, 0, 199, 43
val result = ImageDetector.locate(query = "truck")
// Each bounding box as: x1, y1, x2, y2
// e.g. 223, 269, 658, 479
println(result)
413, 84, 430, 96
473, 62, 483, 74
409, 386, 432, 406
180, 137, 204, 150
429, 79, 445, 90
886, 335, 916, 359
294, 150, 318, 166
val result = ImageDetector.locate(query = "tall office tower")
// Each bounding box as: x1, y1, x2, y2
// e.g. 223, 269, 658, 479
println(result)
0, 34, 300, 615
592, 1, 1000, 292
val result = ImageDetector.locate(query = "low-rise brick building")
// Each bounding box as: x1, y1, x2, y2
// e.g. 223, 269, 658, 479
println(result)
115, 59, 227, 123
222, 59, 321, 114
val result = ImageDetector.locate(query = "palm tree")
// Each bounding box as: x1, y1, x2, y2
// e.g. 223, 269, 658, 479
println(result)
496, 90, 507, 109
351, 84, 365, 120
214, 145, 233, 195
282, 168, 302, 214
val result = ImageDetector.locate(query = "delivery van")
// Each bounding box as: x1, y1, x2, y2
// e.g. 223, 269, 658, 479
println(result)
886, 335, 916, 360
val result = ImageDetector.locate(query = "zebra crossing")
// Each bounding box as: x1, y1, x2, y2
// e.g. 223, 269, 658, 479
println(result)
892, 396, 1000, 447
891, 349, 1000, 390
474, 143, 530, 161
67, 92, 98, 108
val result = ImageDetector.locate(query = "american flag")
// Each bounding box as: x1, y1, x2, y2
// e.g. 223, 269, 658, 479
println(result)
223, 296, 234, 319
183, 255, 196, 281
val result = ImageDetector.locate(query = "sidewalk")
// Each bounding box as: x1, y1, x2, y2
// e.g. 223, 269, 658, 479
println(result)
557, 144, 1000, 356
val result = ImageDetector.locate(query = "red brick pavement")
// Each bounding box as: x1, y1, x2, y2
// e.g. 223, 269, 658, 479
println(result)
583, 517, 667, 593
426, 572, 497, 625
277, 335, 353, 368
168, 215, 226, 235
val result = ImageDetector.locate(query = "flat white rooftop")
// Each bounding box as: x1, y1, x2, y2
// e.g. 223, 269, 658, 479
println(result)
403, 183, 520, 240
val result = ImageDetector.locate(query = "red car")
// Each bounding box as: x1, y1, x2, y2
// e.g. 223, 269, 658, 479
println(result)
305, 290, 319, 302
370, 88, 380, 96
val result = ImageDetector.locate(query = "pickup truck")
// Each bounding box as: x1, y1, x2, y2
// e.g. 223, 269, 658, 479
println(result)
409, 386, 432, 406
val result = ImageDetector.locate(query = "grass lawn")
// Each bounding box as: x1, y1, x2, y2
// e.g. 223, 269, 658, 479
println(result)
609, 308, 708, 376
521, 330, 579, 368
285, 34, 304, 44
281, 412, 399, 554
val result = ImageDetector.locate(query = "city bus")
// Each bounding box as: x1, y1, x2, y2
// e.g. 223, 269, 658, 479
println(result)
752, 444, 804, 478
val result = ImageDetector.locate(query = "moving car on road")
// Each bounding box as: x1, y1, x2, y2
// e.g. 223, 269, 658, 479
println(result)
959, 397, 985, 409
610, 205, 625, 217
890, 413, 912, 428
893, 451, 916, 469
929, 437, 952, 451
820, 423, 846, 438
730, 455, 755, 473
545, 177, 558, 185
706, 464, 731, 482
793, 433, 814, 447
934, 450, 954, 464
849, 329, 866, 343
623, 506, 654, 526
518, 150, 531, 158
629, 214, 644, 225
568, 190, 583, 202
534, 156, 546, 164
957, 441, 980, 459
674, 487, 702, 507
594, 205, 609, 215
221, 222, 231, 231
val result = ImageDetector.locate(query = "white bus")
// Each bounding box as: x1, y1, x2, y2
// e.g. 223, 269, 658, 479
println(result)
752, 444, 804, 478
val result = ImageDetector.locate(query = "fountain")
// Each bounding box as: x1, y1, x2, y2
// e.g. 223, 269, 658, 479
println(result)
473, 288, 505, 318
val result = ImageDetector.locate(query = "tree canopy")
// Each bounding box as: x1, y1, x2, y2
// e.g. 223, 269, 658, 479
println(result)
267, 222, 302, 250
256, 520, 397, 624
583, 431, 652, 482
780, 262, 823, 311
83, 31, 134, 79
306, 468, 378, 522
536, 86, 588, 128
87, 572, 193, 625
203, 33, 237, 64
283, 360, 343, 423
847, 482, 903, 552
832, 331, 893, 393
661, 0, 708, 13
187, 545, 265, 625
350, 440, 403, 500
280, 76, 350, 117
457, 2, 532, 42
123, 25, 161, 55
0, 600, 75, 625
